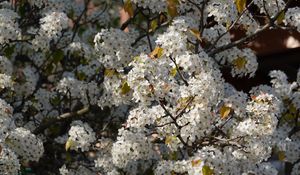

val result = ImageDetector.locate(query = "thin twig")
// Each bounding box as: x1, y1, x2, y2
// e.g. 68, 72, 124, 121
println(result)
33, 106, 90, 134
208, 0, 292, 57
170, 56, 189, 86
71, 0, 90, 42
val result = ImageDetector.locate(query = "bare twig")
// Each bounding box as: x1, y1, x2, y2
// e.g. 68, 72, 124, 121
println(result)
120, 8, 140, 31
71, 0, 91, 42
170, 56, 189, 86
208, 0, 292, 57
33, 106, 90, 134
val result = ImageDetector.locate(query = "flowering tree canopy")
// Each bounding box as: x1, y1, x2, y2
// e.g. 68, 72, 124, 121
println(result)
0, 0, 300, 174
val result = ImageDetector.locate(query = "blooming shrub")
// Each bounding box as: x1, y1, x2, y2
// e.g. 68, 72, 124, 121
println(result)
0, 0, 300, 174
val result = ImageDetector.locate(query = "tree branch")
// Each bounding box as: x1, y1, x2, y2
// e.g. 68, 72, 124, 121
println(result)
33, 106, 90, 134
208, 0, 293, 57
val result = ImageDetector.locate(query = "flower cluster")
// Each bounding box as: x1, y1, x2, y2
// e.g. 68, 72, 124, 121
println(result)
254, 0, 285, 17
32, 11, 69, 51
94, 28, 134, 70
0, 99, 13, 141
111, 128, 157, 173
0, 9, 21, 45
0, 0, 299, 174
0, 146, 21, 175
131, 0, 167, 13
5, 127, 44, 162
284, 7, 300, 34
66, 120, 96, 152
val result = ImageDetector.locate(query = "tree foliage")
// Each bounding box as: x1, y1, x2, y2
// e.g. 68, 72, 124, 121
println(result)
0, 0, 300, 174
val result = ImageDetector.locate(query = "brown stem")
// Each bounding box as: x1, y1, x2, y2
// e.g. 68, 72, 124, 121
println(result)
170, 56, 189, 86
208, 0, 292, 57
33, 106, 90, 134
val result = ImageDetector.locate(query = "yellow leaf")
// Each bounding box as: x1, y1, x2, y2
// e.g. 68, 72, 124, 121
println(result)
120, 81, 131, 95
202, 165, 214, 175
150, 19, 158, 32
5, 137, 14, 146
149, 84, 155, 94
278, 151, 285, 161
165, 135, 177, 144
162, 83, 171, 92
176, 96, 194, 111
235, 0, 247, 13
104, 69, 116, 77
4, 107, 12, 115
277, 11, 285, 25
226, 20, 232, 30
189, 28, 202, 41
170, 67, 177, 77
250, 95, 257, 100
160, 14, 168, 24
150, 47, 164, 59
167, 0, 179, 18
65, 138, 74, 151
124, 0, 134, 17
220, 105, 232, 119
232, 57, 247, 70
191, 159, 202, 167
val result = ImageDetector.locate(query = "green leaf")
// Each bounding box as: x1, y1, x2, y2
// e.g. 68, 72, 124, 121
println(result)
4, 45, 15, 59
150, 19, 158, 32
20, 168, 33, 175
50, 96, 61, 106
283, 113, 296, 121
169, 151, 178, 160
77, 72, 86, 81
68, 8, 75, 19
18, 4, 26, 18
65, 152, 72, 162
277, 11, 285, 24
5, 137, 14, 146
48, 125, 61, 137
289, 104, 297, 114
52, 49, 64, 63
45, 64, 54, 74
78, 27, 86, 37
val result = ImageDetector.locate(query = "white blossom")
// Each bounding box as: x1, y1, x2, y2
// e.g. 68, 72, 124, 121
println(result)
6, 127, 44, 161
67, 120, 96, 151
